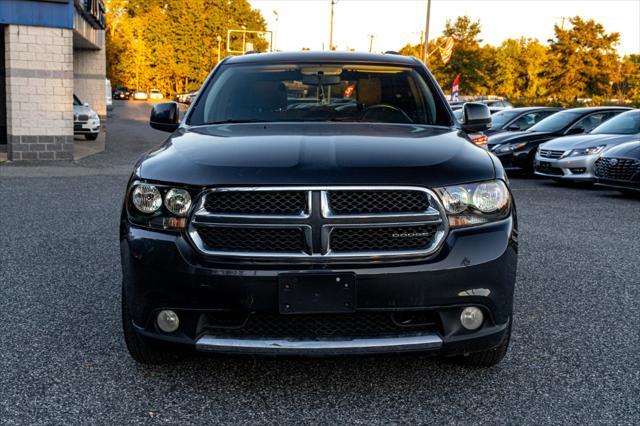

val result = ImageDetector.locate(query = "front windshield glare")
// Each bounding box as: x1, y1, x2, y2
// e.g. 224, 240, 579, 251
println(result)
528, 111, 581, 133
591, 111, 640, 135
188, 64, 446, 126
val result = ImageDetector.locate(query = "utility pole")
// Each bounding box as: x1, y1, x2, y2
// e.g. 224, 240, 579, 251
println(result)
368, 34, 375, 53
216, 35, 222, 63
241, 25, 247, 54
422, 0, 431, 63
273, 9, 279, 51
329, 0, 336, 50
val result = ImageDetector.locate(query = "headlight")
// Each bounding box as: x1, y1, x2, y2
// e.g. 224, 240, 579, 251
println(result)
496, 142, 526, 153
132, 184, 162, 213
436, 180, 510, 228
164, 188, 191, 216
128, 182, 197, 231
563, 145, 606, 158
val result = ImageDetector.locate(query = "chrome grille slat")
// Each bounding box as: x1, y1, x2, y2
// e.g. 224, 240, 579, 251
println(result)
539, 149, 564, 159
187, 186, 448, 262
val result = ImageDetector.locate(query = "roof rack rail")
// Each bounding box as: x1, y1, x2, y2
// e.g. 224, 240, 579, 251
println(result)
384, 51, 400, 55
244, 51, 259, 55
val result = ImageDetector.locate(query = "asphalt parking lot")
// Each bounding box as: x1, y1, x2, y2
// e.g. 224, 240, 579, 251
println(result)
1, 100, 638, 424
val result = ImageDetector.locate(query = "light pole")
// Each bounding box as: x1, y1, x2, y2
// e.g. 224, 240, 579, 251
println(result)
273, 9, 279, 51
217, 35, 222, 62
368, 34, 375, 53
329, 0, 337, 50
241, 25, 247, 54
422, 0, 431, 63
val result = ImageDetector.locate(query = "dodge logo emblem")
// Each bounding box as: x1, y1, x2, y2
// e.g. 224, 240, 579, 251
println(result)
392, 232, 430, 238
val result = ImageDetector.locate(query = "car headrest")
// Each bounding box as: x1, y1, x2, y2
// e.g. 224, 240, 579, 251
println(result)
357, 78, 382, 106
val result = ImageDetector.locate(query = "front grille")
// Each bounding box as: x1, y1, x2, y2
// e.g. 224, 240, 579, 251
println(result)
327, 190, 429, 215
189, 187, 447, 261
330, 225, 437, 252
196, 226, 306, 253
539, 149, 564, 159
203, 312, 440, 338
204, 191, 308, 215
75, 114, 89, 122
594, 158, 640, 181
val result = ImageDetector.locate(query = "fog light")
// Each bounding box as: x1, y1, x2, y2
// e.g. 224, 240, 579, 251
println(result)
460, 307, 484, 330
157, 310, 179, 333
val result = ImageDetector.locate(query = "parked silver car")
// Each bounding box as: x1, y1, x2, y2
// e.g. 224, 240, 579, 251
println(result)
73, 95, 100, 140
534, 109, 640, 182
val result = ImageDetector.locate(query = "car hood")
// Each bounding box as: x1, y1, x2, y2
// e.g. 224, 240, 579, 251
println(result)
137, 123, 496, 187
540, 133, 640, 150
487, 130, 554, 146
601, 141, 640, 159
73, 105, 92, 115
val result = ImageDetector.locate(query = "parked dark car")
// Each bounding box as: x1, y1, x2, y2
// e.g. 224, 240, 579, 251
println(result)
113, 86, 131, 100
121, 52, 517, 367
594, 141, 640, 194
488, 107, 631, 173
486, 107, 562, 136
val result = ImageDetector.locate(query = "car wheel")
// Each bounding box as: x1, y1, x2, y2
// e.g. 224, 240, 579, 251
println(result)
84, 133, 99, 141
452, 320, 511, 367
122, 283, 178, 365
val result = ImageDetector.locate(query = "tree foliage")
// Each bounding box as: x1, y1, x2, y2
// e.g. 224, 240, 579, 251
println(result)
399, 15, 639, 105
105, 0, 267, 94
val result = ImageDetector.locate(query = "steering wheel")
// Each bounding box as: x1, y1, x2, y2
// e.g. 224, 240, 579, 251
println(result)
361, 104, 413, 123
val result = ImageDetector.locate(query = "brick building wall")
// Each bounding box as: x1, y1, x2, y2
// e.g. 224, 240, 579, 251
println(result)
74, 47, 106, 119
4, 25, 74, 160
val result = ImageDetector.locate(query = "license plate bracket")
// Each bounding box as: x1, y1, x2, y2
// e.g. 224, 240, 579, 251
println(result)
278, 273, 356, 314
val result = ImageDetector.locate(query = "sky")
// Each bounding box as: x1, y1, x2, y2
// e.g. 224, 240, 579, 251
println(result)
249, 0, 640, 55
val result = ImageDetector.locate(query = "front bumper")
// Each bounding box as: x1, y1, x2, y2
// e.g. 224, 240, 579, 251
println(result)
121, 217, 517, 356
490, 148, 531, 171
74, 118, 100, 134
534, 153, 598, 181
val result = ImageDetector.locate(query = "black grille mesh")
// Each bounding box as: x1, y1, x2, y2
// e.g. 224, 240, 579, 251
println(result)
197, 226, 306, 252
204, 312, 439, 337
205, 191, 307, 215
594, 158, 640, 181
328, 190, 428, 215
331, 225, 437, 252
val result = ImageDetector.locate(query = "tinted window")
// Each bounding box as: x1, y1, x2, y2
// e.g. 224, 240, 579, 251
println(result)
528, 111, 583, 132
73, 95, 83, 106
491, 110, 521, 128
571, 112, 618, 133
188, 63, 449, 126
591, 110, 639, 134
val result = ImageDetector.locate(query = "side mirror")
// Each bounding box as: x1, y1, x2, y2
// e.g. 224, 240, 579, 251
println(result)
83, 102, 89, 107
150, 102, 180, 132
566, 127, 585, 135
460, 102, 492, 133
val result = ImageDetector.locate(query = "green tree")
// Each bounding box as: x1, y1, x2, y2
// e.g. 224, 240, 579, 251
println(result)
545, 16, 621, 102
105, 0, 267, 95
492, 38, 549, 99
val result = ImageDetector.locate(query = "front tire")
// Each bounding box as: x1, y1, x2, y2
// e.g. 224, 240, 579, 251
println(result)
452, 320, 511, 367
122, 285, 177, 365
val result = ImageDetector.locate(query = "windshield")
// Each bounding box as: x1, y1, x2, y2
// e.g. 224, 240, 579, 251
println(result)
73, 95, 83, 106
528, 111, 581, 133
188, 63, 449, 126
591, 110, 640, 135
490, 110, 521, 128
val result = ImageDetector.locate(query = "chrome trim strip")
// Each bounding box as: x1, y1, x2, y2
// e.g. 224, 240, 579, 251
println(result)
321, 187, 441, 219
195, 333, 443, 355
323, 222, 446, 257
195, 188, 313, 219
188, 223, 313, 258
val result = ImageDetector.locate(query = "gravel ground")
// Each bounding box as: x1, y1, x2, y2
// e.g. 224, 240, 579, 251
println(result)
1, 101, 638, 424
